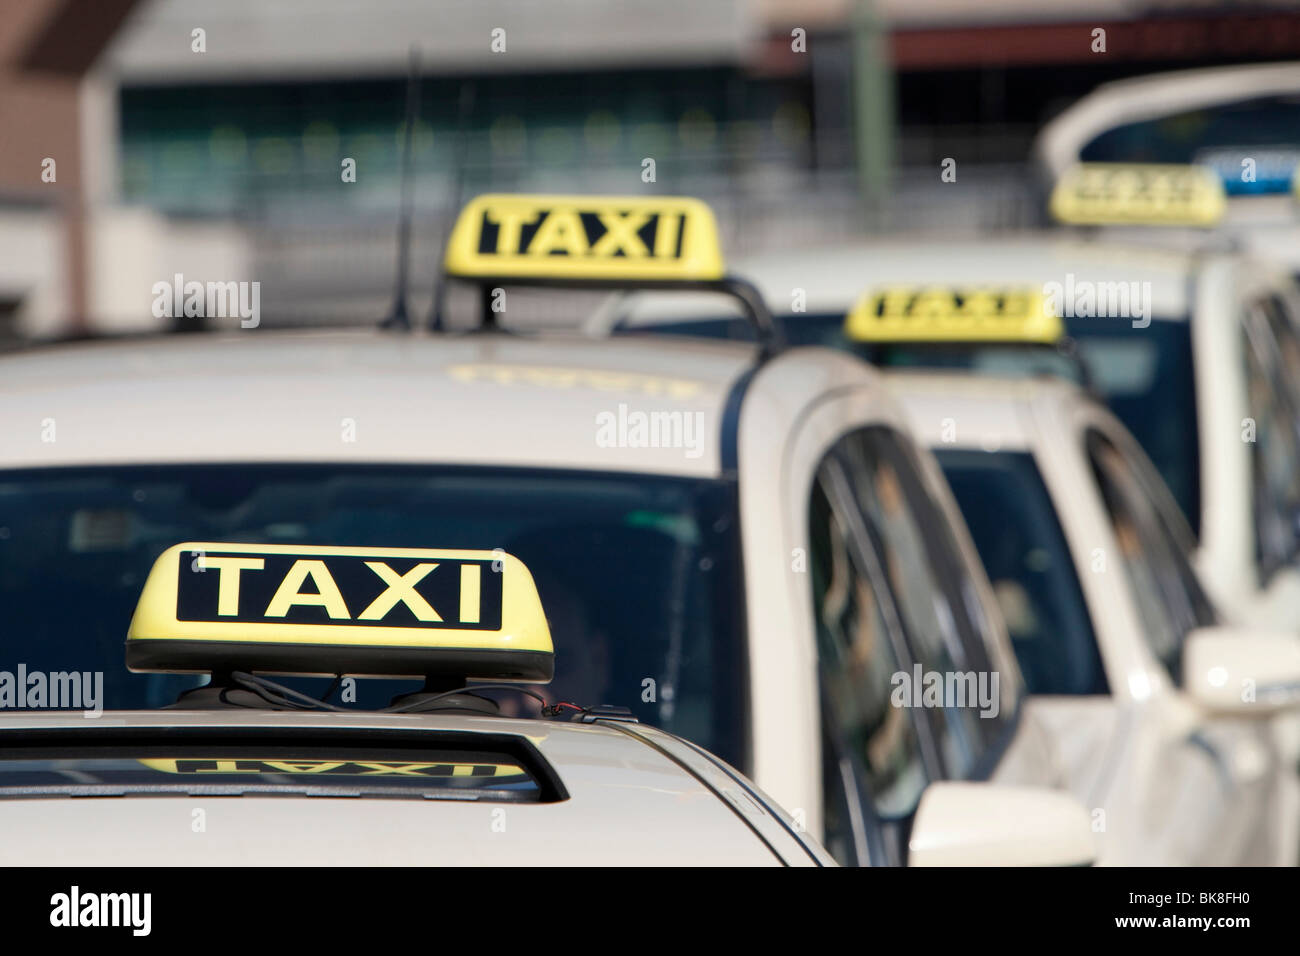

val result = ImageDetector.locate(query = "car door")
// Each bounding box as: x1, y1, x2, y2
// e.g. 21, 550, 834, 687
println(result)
1083, 423, 1279, 864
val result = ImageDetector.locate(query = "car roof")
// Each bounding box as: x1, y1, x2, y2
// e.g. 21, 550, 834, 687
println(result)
0, 709, 816, 865
0, 329, 761, 479
881, 368, 1088, 453
1034, 61, 1300, 177
603, 234, 1195, 328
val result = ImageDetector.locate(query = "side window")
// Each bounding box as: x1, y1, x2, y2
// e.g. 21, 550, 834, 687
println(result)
1119, 434, 1218, 628
1262, 290, 1300, 401
1242, 300, 1300, 583
1086, 430, 1210, 681
808, 467, 930, 865
838, 429, 1009, 778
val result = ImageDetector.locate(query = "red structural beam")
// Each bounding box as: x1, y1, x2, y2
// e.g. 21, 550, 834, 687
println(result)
890, 12, 1300, 70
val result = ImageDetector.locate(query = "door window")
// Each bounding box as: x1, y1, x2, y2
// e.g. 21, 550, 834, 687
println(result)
808, 426, 1018, 864
809, 473, 930, 831
837, 430, 1013, 777
1086, 430, 1214, 681
1242, 299, 1300, 583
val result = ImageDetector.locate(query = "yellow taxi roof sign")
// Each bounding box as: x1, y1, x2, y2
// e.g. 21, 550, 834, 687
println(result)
845, 287, 1063, 344
443, 193, 726, 283
126, 543, 553, 682
1050, 162, 1226, 226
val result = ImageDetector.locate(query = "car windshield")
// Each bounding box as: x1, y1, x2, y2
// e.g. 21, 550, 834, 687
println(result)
1064, 316, 1200, 538
634, 311, 1201, 525
935, 450, 1107, 696
1078, 94, 1300, 195
631, 312, 1087, 381
0, 464, 746, 766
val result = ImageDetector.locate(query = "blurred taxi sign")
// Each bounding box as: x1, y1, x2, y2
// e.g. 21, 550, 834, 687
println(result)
126, 543, 553, 681
1050, 163, 1226, 226
845, 287, 1062, 344
443, 194, 725, 283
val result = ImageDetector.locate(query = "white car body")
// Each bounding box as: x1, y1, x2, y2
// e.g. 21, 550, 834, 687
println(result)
597, 237, 1300, 635
0, 709, 828, 866
886, 370, 1299, 866
0, 328, 1075, 865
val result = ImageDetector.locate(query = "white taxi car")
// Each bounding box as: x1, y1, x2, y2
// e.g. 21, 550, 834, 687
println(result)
0, 543, 831, 866
884, 367, 1300, 866
1045, 165, 1300, 634
596, 229, 1300, 635
0, 194, 1092, 867
603, 275, 1300, 864
1033, 62, 1300, 267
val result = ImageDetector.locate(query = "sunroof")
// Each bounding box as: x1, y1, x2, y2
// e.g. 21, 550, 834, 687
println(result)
0, 728, 567, 803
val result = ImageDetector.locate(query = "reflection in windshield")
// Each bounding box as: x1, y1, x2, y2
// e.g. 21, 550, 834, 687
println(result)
0, 464, 746, 766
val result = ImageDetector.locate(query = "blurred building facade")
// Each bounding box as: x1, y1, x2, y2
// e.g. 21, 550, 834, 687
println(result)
4, 0, 1300, 335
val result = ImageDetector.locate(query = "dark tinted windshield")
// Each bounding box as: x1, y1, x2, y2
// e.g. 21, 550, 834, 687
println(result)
0, 464, 746, 765
935, 450, 1107, 696
1079, 94, 1300, 195
631, 313, 1086, 381
630, 311, 1200, 533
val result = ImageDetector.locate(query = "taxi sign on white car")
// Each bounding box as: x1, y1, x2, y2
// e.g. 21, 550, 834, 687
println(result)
444, 193, 726, 283
844, 286, 1061, 344
0, 538, 829, 865
127, 542, 552, 680
0, 192, 1097, 868
1049, 162, 1226, 226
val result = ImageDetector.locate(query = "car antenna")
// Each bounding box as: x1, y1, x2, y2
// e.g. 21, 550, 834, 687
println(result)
380, 45, 422, 331
428, 80, 476, 332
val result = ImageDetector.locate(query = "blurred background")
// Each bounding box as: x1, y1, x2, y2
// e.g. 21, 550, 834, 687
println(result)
3, 0, 1300, 338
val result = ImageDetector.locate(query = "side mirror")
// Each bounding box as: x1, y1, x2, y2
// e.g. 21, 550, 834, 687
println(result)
1182, 626, 1300, 716
908, 782, 1094, 867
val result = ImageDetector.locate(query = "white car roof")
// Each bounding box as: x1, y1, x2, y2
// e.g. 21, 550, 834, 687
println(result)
879, 369, 1074, 452
0, 709, 823, 865
0, 329, 762, 479
601, 234, 1195, 328
1034, 61, 1300, 178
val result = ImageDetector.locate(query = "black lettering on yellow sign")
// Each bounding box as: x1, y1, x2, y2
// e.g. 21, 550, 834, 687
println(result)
153, 759, 524, 777
870, 289, 1035, 323
1072, 166, 1200, 206
476, 208, 685, 260
1051, 163, 1224, 225
177, 553, 501, 630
